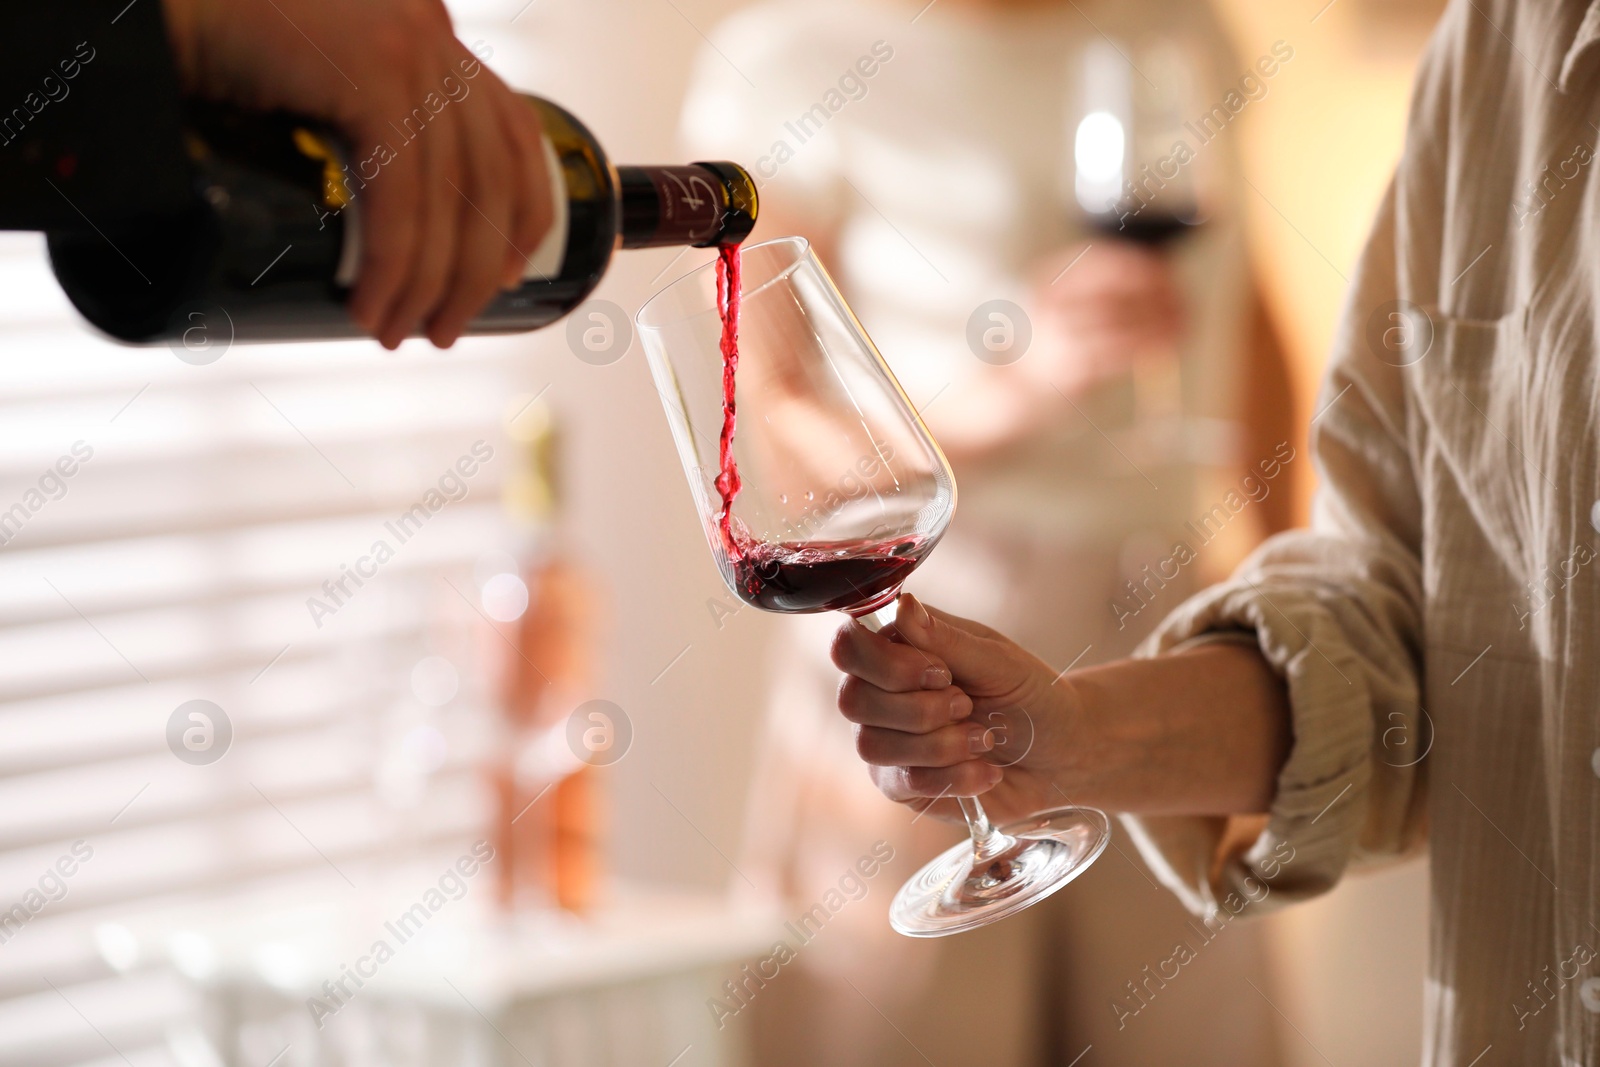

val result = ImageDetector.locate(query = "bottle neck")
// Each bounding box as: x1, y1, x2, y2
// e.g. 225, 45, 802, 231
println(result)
617, 162, 758, 249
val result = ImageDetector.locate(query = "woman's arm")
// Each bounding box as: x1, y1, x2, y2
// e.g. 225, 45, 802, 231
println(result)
831, 594, 1291, 824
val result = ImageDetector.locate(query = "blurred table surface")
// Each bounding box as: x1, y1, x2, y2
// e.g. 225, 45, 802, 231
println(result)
117, 886, 780, 993
112, 885, 783, 1067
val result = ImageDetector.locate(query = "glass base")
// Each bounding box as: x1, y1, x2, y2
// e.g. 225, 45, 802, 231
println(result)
888, 805, 1111, 937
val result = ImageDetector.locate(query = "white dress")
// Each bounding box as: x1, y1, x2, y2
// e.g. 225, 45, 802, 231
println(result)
682, 2, 1285, 1063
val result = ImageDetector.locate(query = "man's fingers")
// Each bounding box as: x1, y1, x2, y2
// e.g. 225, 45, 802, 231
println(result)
377, 95, 460, 349
855, 721, 994, 768
347, 116, 422, 346
830, 619, 952, 693
427, 80, 518, 346
837, 675, 971, 731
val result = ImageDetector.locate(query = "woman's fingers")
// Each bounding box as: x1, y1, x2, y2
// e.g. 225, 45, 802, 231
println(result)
830, 619, 952, 693
890, 595, 1020, 693
871, 761, 1003, 802
837, 675, 971, 731
855, 719, 994, 768
902, 795, 966, 824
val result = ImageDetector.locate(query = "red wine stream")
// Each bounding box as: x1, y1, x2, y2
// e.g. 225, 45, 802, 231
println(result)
711, 244, 927, 614
713, 244, 742, 557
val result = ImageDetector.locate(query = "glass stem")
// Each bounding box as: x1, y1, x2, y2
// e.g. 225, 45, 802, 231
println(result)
852, 604, 1016, 862
959, 796, 1015, 863
855, 599, 901, 633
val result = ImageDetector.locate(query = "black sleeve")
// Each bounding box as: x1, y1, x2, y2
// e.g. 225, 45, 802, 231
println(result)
0, 0, 194, 230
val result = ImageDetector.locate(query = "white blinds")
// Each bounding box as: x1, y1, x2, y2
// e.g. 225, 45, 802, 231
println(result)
0, 230, 528, 1067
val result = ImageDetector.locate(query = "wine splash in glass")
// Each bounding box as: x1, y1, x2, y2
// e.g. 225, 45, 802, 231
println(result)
639, 237, 1110, 937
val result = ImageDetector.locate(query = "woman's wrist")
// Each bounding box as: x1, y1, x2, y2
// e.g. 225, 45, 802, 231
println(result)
1053, 640, 1292, 816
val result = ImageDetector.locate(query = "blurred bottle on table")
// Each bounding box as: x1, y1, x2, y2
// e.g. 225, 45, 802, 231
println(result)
488, 399, 600, 914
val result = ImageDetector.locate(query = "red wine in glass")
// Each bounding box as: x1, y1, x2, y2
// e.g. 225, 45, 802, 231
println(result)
710, 244, 925, 616
731, 534, 929, 613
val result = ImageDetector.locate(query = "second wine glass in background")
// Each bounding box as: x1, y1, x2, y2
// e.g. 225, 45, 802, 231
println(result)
1068, 36, 1214, 463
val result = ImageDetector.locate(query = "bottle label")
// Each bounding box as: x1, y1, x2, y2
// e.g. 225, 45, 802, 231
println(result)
522, 134, 571, 281
643, 166, 725, 245
334, 133, 570, 288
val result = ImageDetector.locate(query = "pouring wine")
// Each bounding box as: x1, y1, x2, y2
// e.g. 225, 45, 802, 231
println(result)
639, 236, 1110, 937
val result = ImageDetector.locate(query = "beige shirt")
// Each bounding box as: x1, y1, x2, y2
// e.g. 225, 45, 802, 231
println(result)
1128, 0, 1600, 1062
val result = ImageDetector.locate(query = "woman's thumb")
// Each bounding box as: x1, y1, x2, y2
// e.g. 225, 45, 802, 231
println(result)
892, 594, 1012, 689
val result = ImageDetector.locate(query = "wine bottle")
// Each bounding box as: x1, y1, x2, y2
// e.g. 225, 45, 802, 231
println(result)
45, 95, 758, 344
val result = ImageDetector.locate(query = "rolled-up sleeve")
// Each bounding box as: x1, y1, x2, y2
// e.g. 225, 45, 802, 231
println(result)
1123, 176, 1432, 916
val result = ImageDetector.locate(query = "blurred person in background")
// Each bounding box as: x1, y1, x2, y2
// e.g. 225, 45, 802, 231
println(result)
681, 0, 1298, 1064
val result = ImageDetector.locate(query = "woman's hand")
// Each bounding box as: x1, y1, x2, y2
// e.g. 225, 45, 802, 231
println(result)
1025, 239, 1186, 398
831, 594, 1293, 826
162, 0, 552, 350
831, 595, 1087, 826
925, 240, 1186, 457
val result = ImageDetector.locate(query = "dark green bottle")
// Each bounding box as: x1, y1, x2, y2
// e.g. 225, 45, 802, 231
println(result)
46, 94, 757, 344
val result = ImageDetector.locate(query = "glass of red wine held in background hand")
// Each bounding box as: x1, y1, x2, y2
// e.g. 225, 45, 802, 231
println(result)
1070, 35, 1211, 246
1069, 36, 1211, 459
639, 237, 1110, 937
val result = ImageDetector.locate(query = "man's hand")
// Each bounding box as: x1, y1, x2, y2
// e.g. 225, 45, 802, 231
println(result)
162, 0, 553, 349
831, 594, 1293, 826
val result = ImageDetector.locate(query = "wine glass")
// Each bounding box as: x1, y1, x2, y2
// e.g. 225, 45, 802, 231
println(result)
1068, 36, 1215, 461
637, 236, 1110, 937
1068, 35, 1213, 241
